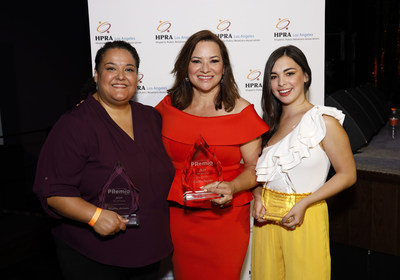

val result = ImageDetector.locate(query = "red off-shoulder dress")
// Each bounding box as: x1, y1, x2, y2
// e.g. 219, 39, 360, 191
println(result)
156, 95, 269, 279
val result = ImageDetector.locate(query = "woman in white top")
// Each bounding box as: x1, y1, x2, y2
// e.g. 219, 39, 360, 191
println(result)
251, 45, 357, 280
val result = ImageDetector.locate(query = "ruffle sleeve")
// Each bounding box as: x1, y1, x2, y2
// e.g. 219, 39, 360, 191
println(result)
256, 106, 344, 183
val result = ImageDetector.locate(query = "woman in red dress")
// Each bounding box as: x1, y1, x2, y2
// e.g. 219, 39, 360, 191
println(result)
156, 30, 269, 279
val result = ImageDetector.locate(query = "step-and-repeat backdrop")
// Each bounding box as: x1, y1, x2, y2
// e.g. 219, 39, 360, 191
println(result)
87, 1, 325, 278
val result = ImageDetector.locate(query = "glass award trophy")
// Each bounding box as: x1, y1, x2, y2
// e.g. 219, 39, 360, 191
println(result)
262, 168, 298, 222
182, 136, 223, 201
99, 162, 140, 226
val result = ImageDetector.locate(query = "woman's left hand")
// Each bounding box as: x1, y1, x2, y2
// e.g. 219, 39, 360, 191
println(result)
201, 181, 235, 206
281, 200, 307, 229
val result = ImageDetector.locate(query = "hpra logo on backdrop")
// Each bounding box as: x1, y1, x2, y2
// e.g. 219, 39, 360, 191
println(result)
154, 20, 191, 44
273, 18, 318, 42
136, 72, 145, 91
136, 71, 168, 94
217, 19, 231, 31
217, 19, 233, 39
244, 69, 263, 92
95, 21, 114, 42
215, 19, 259, 43
155, 20, 174, 41
274, 18, 291, 39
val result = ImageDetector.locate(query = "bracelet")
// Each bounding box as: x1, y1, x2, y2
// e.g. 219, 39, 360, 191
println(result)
88, 207, 102, 227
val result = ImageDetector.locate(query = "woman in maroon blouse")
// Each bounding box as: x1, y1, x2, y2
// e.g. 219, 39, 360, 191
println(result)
33, 41, 174, 280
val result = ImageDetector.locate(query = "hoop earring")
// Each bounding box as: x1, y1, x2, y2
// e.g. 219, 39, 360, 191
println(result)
185, 77, 189, 82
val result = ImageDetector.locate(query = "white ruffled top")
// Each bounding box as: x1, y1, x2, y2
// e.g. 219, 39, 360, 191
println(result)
256, 105, 345, 194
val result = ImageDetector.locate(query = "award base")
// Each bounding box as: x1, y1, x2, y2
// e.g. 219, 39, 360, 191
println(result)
122, 214, 140, 227
184, 190, 222, 201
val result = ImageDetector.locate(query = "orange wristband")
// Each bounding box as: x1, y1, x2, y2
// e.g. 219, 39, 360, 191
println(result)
88, 207, 102, 227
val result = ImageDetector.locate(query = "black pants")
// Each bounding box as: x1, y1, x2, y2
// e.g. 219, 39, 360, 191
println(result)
54, 238, 161, 280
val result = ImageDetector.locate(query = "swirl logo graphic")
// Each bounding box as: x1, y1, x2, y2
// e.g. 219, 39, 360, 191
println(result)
247, 69, 262, 81
276, 18, 290, 30
217, 19, 231, 32
157, 21, 172, 33
97, 21, 111, 33
138, 73, 144, 84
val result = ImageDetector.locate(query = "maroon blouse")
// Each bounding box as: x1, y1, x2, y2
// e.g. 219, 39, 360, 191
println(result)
33, 94, 174, 267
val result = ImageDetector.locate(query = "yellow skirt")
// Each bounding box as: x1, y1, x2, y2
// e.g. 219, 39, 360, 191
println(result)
251, 200, 331, 280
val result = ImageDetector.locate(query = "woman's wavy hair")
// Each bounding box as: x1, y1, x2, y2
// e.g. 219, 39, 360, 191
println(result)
261, 45, 312, 147
168, 30, 240, 111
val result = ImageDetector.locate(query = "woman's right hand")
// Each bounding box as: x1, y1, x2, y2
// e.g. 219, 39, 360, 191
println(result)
47, 196, 129, 237
252, 186, 267, 223
93, 209, 129, 236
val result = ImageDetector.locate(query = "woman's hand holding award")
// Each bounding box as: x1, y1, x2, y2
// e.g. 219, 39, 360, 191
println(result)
182, 136, 223, 201
262, 169, 307, 223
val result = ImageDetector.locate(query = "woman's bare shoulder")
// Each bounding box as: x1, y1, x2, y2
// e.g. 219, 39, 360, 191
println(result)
233, 97, 251, 113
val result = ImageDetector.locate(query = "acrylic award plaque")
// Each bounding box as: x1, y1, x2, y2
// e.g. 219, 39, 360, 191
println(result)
99, 162, 140, 226
182, 136, 223, 201
262, 168, 299, 222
